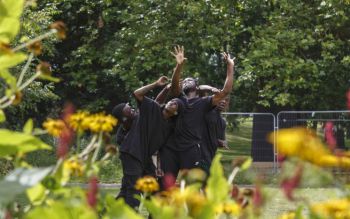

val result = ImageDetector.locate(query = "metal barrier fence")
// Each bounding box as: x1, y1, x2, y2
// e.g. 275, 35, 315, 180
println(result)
221, 113, 276, 169
276, 110, 350, 169
222, 111, 350, 173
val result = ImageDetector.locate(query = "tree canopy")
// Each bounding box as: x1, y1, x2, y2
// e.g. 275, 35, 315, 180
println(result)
5, 0, 350, 127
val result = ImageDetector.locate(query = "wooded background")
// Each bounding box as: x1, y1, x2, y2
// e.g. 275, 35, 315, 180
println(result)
2, 0, 350, 129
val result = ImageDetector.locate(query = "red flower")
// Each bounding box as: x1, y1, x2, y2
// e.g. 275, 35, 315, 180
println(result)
162, 173, 176, 190
57, 128, 74, 158
252, 184, 263, 208
281, 165, 303, 201
231, 184, 239, 199
347, 89, 350, 111
277, 154, 286, 162
5, 210, 12, 219
87, 176, 99, 208
324, 122, 337, 151
56, 103, 75, 158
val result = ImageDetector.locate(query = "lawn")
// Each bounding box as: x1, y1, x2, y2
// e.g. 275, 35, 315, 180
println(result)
99, 187, 340, 219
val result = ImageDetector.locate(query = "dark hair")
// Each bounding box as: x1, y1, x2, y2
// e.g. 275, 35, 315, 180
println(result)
112, 103, 126, 120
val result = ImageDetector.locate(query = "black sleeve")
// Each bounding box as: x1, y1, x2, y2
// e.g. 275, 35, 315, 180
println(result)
116, 125, 127, 145
139, 96, 159, 116
202, 96, 214, 112
218, 117, 226, 140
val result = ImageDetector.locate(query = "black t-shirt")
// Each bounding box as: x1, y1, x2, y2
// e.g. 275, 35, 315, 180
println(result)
166, 96, 213, 151
116, 125, 128, 145
120, 97, 174, 165
200, 109, 226, 163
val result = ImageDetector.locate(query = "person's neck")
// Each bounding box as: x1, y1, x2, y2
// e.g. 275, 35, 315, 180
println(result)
186, 91, 198, 99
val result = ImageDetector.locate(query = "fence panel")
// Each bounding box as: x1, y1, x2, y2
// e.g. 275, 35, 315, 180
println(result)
222, 113, 276, 166
276, 110, 350, 167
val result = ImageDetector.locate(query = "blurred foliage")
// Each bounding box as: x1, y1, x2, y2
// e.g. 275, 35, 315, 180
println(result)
2, 0, 349, 131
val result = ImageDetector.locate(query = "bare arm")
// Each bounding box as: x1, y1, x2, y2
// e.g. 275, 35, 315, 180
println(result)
211, 53, 235, 106
133, 76, 168, 102
170, 45, 186, 97
155, 83, 171, 104
198, 85, 220, 93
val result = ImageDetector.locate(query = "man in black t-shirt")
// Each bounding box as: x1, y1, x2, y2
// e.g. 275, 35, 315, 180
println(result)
200, 96, 229, 174
112, 74, 183, 208
159, 46, 235, 180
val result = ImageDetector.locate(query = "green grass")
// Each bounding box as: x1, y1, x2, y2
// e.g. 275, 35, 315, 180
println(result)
261, 187, 339, 219
221, 117, 253, 162
11, 186, 340, 218
99, 187, 340, 219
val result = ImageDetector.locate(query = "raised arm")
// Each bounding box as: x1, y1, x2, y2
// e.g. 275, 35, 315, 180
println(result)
170, 45, 186, 97
198, 85, 220, 94
133, 76, 168, 102
155, 83, 171, 104
211, 52, 235, 106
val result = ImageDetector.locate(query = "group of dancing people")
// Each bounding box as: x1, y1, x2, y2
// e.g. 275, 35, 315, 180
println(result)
112, 46, 235, 209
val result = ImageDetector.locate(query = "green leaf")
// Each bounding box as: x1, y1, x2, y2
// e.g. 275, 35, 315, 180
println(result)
0, 0, 24, 18
0, 167, 52, 205
143, 198, 177, 219
206, 154, 229, 204
0, 70, 17, 91
23, 119, 34, 134
240, 157, 253, 171
0, 110, 5, 123
103, 196, 143, 219
0, 52, 27, 70
0, 17, 20, 43
26, 183, 47, 205
195, 203, 215, 219
24, 200, 97, 219
38, 74, 61, 82
0, 129, 51, 157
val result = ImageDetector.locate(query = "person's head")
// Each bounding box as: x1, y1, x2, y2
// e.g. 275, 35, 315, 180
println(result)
181, 77, 198, 95
164, 98, 184, 117
112, 102, 135, 123
217, 96, 230, 112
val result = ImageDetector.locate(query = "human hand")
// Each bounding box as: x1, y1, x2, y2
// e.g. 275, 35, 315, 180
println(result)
171, 45, 187, 65
218, 139, 229, 149
222, 52, 235, 67
156, 76, 169, 86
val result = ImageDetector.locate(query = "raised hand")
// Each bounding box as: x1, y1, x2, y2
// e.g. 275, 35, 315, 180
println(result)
218, 139, 229, 150
170, 45, 187, 65
156, 76, 169, 87
222, 52, 235, 67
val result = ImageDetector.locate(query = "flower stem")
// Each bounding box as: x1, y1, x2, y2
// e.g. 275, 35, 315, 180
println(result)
17, 52, 34, 87
79, 135, 98, 159
13, 29, 57, 52
227, 167, 240, 185
92, 132, 103, 162
18, 72, 40, 91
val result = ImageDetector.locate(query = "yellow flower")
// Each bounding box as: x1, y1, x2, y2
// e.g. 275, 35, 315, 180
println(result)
43, 118, 65, 137
135, 176, 159, 193
269, 127, 350, 168
278, 212, 297, 219
215, 202, 241, 216
311, 198, 350, 219
68, 111, 90, 133
27, 41, 42, 55
36, 61, 51, 76
11, 91, 23, 105
86, 113, 117, 133
63, 157, 84, 177
49, 21, 67, 39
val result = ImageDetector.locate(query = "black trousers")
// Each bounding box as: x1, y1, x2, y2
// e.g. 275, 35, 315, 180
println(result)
159, 145, 201, 187
116, 152, 143, 209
